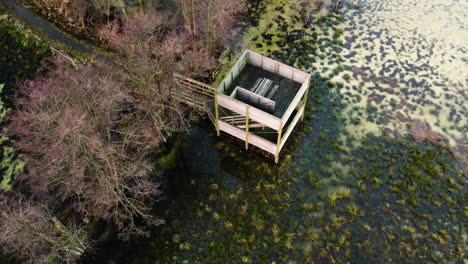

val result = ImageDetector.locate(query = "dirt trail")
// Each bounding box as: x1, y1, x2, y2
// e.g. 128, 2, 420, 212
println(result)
0, 0, 124, 68
1, 0, 93, 53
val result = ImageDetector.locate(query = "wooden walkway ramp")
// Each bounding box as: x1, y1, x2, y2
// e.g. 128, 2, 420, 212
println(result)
172, 73, 216, 124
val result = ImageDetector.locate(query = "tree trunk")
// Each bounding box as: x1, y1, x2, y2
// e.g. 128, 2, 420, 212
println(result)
191, 0, 197, 36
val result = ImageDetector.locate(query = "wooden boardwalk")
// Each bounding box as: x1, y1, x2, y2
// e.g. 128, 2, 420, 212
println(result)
172, 74, 216, 123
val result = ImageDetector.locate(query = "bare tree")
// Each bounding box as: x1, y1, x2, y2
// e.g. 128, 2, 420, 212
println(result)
8, 57, 165, 238
175, 0, 245, 54
177, 0, 197, 36
100, 0, 244, 81
99, 11, 190, 140
201, 0, 244, 54
0, 195, 90, 264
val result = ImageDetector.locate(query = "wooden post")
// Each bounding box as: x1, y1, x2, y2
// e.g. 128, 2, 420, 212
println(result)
245, 106, 249, 150
214, 93, 220, 136
301, 81, 310, 121
275, 63, 279, 74
275, 120, 283, 163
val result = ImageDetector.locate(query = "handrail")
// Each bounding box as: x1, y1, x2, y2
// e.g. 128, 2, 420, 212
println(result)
173, 73, 216, 98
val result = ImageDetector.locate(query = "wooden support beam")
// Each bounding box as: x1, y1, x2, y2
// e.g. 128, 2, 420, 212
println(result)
219, 121, 276, 154
238, 123, 266, 129
245, 106, 249, 150
301, 83, 310, 121
214, 93, 220, 136
295, 101, 304, 110
275, 120, 283, 163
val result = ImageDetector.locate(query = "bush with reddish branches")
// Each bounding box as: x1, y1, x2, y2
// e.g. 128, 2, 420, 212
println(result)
7, 57, 167, 239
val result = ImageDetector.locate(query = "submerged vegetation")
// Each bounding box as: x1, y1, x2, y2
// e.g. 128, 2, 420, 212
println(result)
91, 1, 466, 263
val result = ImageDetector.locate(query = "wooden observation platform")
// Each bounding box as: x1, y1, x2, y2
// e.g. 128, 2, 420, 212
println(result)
173, 50, 311, 163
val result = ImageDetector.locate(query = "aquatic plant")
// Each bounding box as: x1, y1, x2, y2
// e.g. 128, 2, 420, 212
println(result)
159, 139, 183, 169
94, 1, 467, 263
326, 193, 338, 207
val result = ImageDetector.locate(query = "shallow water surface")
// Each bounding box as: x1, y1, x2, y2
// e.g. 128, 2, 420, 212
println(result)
330, 0, 466, 148
78, 0, 467, 263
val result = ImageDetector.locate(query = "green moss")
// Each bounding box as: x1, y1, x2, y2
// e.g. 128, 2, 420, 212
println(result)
158, 139, 182, 169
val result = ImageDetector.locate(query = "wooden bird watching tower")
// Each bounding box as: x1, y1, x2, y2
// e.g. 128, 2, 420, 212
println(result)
173, 50, 311, 163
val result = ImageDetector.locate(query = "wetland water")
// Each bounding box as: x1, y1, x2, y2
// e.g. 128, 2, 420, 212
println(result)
102, 1, 465, 263
332, 0, 466, 150
161, 0, 467, 263
90, 0, 466, 263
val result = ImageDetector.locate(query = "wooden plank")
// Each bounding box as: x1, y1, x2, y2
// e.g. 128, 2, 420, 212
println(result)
240, 52, 247, 71
278, 64, 294, 80
252, 78, 265, 93
179, 79, 215, 93
219, 120, 276, 154
217, 93, 281, 130
292, 70, 308, 83
236, 87, 275, 112
238, 123, 266, 129
250, 78, 262, 92
230, 87, 238, 97
221, 115, 245, 120
245, 49, 309, 83
215, 93, 220, 136
281, 75, 310, 123
261, 56, 277, 73
245, 106, 249, 150
246, 50, 263, 67
257, 79, 272, 96
279, 104, 304, 151
174, 73, 216, 91
266, 85, 279, 99
217, 70, 232, 93
224, 119, 246, 124
301, 85, 310, 121
172, 91, 206, 105
217, 50, 248, 93
275, 120, 283, 163
225, 119, 247, 124
177, 81, 215, 97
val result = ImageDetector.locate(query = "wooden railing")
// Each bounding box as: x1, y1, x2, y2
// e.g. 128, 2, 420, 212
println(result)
173, 73, 216, 98
220, 115, 265, 129
171, 90, 206, 109
171, 73, 219, 125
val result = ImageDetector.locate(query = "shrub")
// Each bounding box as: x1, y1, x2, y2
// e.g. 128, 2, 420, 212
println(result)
7, 57, 166, 237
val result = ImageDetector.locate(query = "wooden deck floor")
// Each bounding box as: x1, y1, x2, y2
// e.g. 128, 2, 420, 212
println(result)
224, 64, 302, 118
